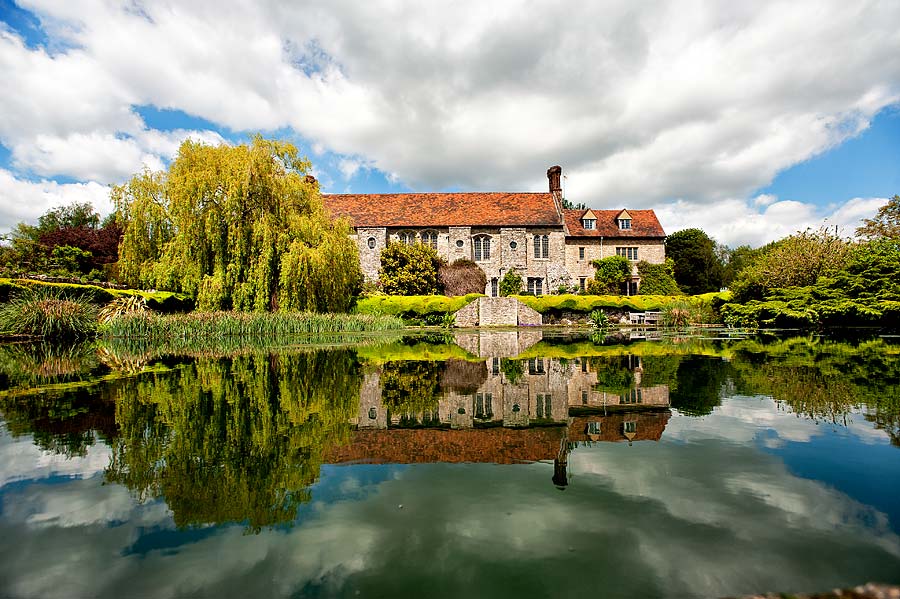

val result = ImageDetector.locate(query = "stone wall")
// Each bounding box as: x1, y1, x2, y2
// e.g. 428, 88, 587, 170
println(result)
356, 227, 388, 282
452, 297, 543, 328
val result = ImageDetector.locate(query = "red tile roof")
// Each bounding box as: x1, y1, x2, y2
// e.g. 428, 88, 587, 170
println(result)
324, 192, 561, 228
563, 209, 665, 238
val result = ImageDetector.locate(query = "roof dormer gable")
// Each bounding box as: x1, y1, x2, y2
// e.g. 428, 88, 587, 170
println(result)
581, 209, 597, 230
616, 209, 633, 230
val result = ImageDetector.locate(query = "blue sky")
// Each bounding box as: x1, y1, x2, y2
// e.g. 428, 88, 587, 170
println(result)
1, 0, 898, 246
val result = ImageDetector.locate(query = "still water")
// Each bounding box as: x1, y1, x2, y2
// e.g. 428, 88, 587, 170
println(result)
1, 330, 898, 598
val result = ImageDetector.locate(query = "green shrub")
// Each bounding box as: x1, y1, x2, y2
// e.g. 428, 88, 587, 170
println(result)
0, 288, 98, 339
379, 243, 442, 296
589, 309, 609, 329
499, 270, 523, 296
637, 259, 681, 295
588, 255, 631, 294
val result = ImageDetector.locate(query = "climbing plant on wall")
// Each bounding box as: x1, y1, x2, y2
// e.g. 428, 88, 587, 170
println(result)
113, 136, 362, 312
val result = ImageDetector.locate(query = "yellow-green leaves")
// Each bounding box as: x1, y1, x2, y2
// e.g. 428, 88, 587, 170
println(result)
114, 136, 362, 312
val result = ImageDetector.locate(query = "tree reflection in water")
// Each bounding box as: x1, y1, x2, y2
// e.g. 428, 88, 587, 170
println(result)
105, 350, 362, 532
1, 333, 898, 534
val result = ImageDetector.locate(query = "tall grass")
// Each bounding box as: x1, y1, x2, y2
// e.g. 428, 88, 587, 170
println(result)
0, 288, 98, 339
99, 310, 405, 340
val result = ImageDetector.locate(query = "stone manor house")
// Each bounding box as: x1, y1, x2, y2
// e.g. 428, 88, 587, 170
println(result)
324, 166, 666, 295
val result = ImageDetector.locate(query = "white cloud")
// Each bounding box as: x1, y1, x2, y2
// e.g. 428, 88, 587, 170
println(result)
0, 169, 112, 232
337, 158, 361, 181
654, 195, 892, 247
0, 1, 898, 234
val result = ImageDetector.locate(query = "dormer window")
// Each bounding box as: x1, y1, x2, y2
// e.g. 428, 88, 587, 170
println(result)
581, 209, 597, 231
618, 218, 632, 230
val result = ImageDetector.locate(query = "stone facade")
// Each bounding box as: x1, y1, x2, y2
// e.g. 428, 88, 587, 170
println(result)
325, 166, 667, 295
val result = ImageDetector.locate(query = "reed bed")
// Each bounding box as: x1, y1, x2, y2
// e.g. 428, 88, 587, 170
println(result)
99, 311, 405, 340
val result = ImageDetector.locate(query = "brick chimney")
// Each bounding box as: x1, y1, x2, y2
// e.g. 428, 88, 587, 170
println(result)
547, 165, 563, 220
547, 165, 562, 195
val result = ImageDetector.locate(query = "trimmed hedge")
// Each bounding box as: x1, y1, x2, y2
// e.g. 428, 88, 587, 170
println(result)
513, 292, 731, 314
355, 294, 483, 318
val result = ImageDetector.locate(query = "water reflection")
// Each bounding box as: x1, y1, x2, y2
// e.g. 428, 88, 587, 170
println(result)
1, 331, 899, 597
0, 331, 898, 532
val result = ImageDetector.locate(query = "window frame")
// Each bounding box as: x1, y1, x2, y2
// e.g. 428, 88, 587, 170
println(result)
533, 234, 549, 259
473, 235, 492, 261
398, 230, 416, 245
616, 247, 639, 261
618, 218, 632, 230
421, 230, 438, 249
582, 218, 596, 230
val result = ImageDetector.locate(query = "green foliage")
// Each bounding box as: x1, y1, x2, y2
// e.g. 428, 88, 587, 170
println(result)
380, 360, 441, 416
0, 278, 194, 312
0, 288, 98, 339
379, 242, 442, 296
439, 258, 487, 296
856, 194, 900, 240
104, 350, 362, 530
665, 228, 724, 294
721, 237, 900, 328
355, 294, 481, 320
662, 299, 692, 328
636, 258, 681, 295
588, 255, 631, 294
513, 292, 730, 315
114, 136, 362, 312
498, 270, 523, 296
38, 202, 100, 232
588, 309, 609, 329
721, 244, 764, 287
99, 310, 404, 339
589, 356, 635, 394
730, 227, 851, 302
500, 358, 524, 384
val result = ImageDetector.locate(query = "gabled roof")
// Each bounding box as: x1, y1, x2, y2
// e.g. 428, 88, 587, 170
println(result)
563, 209, 665, 238
324, 192, 561, 228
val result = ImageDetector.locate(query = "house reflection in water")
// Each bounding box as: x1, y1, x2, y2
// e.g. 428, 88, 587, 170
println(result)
352, 354, 669, 431
329, 346, 672, 488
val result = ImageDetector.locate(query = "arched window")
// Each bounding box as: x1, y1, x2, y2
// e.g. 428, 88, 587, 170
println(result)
533, 234, 549, 259
473, 235, 491, 261
398, 231, 416, 245
367, 237, 376, 249
421, 230, 438, 249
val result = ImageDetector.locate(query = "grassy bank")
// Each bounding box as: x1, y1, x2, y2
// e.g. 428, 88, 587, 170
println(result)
0, 278, 193, 312
100, 310, 405, 340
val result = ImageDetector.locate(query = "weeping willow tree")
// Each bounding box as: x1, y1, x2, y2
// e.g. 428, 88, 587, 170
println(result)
113, 136, 362, 312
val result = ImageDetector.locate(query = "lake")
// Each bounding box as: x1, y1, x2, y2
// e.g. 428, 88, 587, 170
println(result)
1, 329, 898, 598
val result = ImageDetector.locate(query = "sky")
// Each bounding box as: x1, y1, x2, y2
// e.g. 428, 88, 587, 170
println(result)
0, 1, 898, 248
